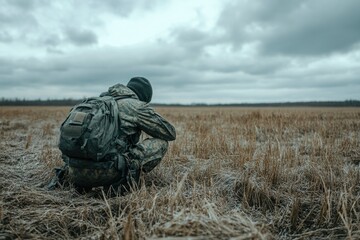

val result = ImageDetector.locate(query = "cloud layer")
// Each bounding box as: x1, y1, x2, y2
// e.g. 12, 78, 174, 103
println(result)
0, 0, 359, 103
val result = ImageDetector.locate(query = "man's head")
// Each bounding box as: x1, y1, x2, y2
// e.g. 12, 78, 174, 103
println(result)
127, 77, 153, 103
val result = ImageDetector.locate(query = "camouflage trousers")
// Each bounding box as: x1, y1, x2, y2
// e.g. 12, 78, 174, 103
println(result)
65, 138, 169, 189
128, 138, 169, 173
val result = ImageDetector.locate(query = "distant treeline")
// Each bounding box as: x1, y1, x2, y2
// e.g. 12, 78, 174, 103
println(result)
0, 98, 359, 107
0, 98, 83, 106
177, 100, 360, 107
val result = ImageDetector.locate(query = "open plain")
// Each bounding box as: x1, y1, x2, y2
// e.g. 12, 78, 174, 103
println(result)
1, 106, 360, 239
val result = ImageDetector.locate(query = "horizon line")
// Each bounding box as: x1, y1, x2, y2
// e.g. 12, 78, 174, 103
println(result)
0, 98, 359, 107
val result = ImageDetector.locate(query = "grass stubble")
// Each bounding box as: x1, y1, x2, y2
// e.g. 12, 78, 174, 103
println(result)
0, 106, 359, 239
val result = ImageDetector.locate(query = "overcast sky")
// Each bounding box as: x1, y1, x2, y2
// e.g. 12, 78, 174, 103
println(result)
1, 0, 359, 103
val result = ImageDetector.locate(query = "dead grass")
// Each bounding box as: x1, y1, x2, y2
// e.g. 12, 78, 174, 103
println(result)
1, 106, 360, 239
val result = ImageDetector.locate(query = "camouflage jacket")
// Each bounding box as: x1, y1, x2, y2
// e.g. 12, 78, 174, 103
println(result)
101, 84, 176, 149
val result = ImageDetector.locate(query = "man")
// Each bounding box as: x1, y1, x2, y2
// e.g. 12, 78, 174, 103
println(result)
49, 77, 176, 192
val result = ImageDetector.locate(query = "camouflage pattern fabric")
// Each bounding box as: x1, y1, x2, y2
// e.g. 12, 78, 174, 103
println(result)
66, 138, 168, 189
67, 154, 128, 188
107, 84, 176, 143
53, 84, 176, 190
103, 84, 175, 173
69, 165, 125, 188
129, 138, 169, 172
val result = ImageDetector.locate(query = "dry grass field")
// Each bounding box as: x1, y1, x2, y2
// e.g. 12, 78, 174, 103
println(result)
1, 106, 360, 239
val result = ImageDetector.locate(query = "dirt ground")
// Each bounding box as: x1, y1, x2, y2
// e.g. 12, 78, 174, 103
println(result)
1, 106, 360, 239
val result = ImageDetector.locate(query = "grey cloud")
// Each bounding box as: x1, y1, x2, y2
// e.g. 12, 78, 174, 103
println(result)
42, 34, 62, 47
1, 0, 43, 11
86, 0, 161, 17
0, 0, 42, 45
0, 0, 41, 27
64, 27, 98, 46
0, 31, 13, 42
0, 44, 187, 89
87, 0, 135, 17
2, 40, 359, 102
168, 26, 225, 62
172, 28, 208, 46
1, 0, 359, 103
0, 58, 15, 74
216, 0, 304, 47
218, 0, 360, 56
1, 62, 359, 103
0, 42, 230, 102
0, 3, 39, 34
263, 0, 360, 55
168, 27, 212, 57
0, 0, 158, 49
46, 47, 64, 55
34, 28, 97, 48
194, 53, 288, 75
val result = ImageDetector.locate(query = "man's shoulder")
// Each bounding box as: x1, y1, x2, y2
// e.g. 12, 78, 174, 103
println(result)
117, 97, 150, 111
101, 84, 139, 100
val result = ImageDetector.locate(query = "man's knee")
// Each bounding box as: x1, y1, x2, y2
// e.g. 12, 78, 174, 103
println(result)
130, 138, 169, 173
154, 139, 169, 154
144, 138, 168, 147
131, 138, 168, 159
150, 138, 169, 158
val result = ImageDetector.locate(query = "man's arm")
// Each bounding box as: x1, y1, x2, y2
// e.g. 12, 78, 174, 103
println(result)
136, 104, 176, 141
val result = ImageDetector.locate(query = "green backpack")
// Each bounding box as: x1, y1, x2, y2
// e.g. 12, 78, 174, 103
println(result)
59, 96, 122, 161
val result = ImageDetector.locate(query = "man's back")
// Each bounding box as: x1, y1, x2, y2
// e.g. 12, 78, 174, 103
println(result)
49, 77, 176, 192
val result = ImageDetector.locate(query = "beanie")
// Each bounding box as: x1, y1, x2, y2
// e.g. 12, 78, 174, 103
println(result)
127, 77, 153, 103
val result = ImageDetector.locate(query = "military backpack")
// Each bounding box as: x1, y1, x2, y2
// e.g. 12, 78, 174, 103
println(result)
59, 96, 121, 161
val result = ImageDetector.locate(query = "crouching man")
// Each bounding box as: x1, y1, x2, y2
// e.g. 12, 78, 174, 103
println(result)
48, 77, 176, 192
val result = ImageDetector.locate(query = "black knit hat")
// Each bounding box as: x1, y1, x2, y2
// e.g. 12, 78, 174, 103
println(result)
127, 77, 153, 103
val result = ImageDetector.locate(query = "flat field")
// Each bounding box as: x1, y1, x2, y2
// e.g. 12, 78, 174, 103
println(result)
1, 106, 360, 239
